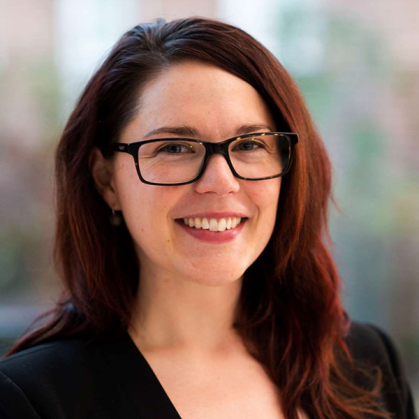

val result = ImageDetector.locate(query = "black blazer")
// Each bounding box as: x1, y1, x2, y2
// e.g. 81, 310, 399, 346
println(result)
0, 321, 416, 419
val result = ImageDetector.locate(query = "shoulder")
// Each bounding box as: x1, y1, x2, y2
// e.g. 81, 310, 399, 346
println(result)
0, 338, 110, 419
0, 338, 100, 391
345, 320, 412, 383
0, 333, 176, 419
344, 321, 395, 363
342, 321, 417, 419
0, 337, 96, 372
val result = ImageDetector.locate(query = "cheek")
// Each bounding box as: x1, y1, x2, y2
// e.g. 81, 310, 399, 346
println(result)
243, 180, 281, 264
113, 166, 158, 241
114, 169, 180, 253
249, 180, 281, 248
250, 179, 281, 219
118, 188, 168, 265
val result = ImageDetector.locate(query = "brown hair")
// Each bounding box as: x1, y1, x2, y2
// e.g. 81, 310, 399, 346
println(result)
6, 18, 389, 419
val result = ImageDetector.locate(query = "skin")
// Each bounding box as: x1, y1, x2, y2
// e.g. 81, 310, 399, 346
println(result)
91, 60, 281, 354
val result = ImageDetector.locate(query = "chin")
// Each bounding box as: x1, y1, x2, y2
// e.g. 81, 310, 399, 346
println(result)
181, 266, 246, 287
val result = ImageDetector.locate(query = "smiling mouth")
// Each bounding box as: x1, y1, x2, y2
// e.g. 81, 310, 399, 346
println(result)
181, 217, 245, 232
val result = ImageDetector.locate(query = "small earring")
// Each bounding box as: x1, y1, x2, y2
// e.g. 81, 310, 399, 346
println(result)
110, 209, 123, 227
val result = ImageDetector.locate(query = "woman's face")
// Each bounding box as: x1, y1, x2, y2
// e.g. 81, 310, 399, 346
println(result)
108, 61, 281, 285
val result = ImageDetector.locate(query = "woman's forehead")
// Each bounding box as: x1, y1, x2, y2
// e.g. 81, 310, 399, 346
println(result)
121, 61, 275, 142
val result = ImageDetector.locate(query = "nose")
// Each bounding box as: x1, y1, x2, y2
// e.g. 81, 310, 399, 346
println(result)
194, 154, 240, 195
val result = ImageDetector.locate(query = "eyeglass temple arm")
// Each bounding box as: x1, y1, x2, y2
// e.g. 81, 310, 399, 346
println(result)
110, 143, 129, 153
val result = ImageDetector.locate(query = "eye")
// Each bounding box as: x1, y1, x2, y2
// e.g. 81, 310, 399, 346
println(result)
156, 142, 195, 154
232, 138, 267, 152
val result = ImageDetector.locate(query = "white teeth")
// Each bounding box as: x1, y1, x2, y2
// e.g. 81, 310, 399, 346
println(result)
218, 218, 227, 232
194, 218, 202, 229
182, 216, 243, 231
226, 217, 232, 229
201, 218, 209, 229
209, 219, 218, 231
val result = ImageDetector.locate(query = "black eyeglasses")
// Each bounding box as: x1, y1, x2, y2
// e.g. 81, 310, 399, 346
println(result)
109, 132, 298, 186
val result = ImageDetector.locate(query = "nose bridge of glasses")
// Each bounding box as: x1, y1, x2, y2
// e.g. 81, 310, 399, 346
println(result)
199, 140, 237, 181
204, 141, 229, 157
203, 141, 233, 172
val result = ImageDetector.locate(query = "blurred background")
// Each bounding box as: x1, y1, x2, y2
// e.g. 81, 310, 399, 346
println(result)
0, 0, 418, 403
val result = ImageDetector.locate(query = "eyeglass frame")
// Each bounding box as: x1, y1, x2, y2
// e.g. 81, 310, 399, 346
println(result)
109, 131, 299, 186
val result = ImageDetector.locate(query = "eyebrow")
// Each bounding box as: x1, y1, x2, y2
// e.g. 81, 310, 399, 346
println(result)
235, 124, 274, 135
143, 123, 274, 139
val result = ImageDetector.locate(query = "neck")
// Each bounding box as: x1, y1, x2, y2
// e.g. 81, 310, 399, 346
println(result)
128, 268, 243, 355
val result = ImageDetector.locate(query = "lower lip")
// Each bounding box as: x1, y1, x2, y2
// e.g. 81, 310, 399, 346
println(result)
175, 219, 246, 243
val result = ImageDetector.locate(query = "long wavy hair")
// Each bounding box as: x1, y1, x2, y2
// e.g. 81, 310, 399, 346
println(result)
5, 18, 389, 419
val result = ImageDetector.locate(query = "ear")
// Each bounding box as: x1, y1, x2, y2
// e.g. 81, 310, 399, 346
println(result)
89, 147, 121, 210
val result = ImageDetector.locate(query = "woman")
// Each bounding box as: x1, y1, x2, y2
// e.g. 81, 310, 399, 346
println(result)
0, 18, 416, 419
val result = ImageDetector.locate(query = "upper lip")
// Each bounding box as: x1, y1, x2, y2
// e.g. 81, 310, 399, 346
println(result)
176, 212, 249, 219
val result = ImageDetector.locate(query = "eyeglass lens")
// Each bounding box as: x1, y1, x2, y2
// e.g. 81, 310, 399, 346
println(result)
137, 133, 291, 184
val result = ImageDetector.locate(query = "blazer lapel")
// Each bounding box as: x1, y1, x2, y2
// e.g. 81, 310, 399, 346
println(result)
98, 334, 182, 419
